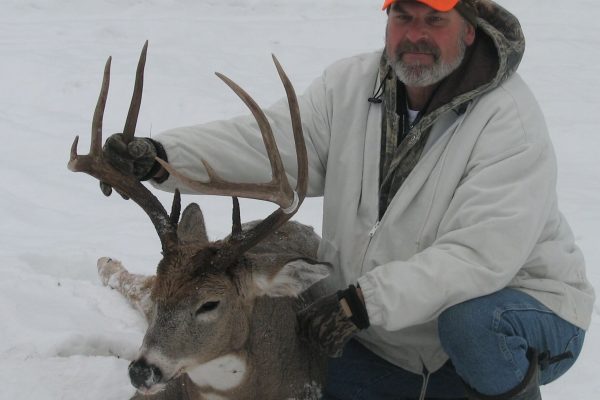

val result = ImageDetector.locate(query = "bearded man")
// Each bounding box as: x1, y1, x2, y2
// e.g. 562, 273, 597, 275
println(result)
103, 1, 594, 399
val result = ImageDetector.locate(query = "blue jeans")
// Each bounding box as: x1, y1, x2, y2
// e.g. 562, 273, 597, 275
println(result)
322, 288, 585, 399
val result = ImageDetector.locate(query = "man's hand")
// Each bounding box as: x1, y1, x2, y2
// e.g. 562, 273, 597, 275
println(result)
100, 133, 167, 196
297, 284, 370, 358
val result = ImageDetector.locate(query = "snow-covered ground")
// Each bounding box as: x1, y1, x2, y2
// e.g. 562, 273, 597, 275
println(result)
1, 0, 598, 398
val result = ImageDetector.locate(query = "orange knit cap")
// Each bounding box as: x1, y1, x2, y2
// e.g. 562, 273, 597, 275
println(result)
381, 0, 460, 12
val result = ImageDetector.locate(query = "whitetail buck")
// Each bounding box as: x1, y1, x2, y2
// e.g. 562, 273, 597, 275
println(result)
69, 42, 330, 400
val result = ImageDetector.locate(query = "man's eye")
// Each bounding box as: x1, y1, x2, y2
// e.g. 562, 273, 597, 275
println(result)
427, 16, 445, 25
196, 301, 220, 315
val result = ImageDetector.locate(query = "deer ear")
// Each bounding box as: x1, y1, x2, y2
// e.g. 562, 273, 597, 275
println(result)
178, 203, 209, 245
252, 258, 331, 298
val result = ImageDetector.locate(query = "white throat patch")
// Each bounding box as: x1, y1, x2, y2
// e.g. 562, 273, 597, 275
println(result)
187, 354, 247, 392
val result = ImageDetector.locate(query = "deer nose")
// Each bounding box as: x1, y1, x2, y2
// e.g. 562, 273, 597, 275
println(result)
128, 358, 163, 390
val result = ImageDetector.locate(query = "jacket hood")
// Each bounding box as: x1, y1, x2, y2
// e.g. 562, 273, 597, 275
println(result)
378, 1, 525, 214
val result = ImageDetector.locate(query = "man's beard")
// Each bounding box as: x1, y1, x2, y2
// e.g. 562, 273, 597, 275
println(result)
388, 33, 467, 88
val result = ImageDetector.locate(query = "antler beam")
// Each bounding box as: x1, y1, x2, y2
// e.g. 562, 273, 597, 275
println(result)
156, 55, 308, 257
156, 58, 299, 211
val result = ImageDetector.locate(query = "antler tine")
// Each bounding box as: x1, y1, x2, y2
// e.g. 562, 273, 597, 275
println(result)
155, 70, 296, 210
68, 56, 111, 168
214, 71, 290, 197
122, 40, 148, 143
68, 43, 179, 255
271, 54, 307, 203
231, 197, 243, 241
92, 56, 111, 156
170, 189, 182, 227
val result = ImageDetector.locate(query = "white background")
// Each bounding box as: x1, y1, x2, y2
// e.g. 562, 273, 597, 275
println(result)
1, 0, 598, 398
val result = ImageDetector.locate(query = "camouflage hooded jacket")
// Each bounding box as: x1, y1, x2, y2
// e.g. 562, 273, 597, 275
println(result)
154, 1, 594, 373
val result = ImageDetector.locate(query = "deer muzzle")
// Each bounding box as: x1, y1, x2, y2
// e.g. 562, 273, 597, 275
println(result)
128, 358, 163, 391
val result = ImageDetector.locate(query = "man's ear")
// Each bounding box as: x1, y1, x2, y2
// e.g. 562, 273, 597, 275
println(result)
464, 21, 476, 46
251, 257, 331, 298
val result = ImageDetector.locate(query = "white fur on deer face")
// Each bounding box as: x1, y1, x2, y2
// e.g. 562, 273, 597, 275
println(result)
130, 251, 329, 394
133, 274, 249, 387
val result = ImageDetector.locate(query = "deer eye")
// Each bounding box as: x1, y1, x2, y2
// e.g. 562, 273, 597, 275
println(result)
196, 301, 220, 315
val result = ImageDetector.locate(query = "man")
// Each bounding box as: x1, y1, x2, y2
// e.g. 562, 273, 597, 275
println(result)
103, 1, 594, 399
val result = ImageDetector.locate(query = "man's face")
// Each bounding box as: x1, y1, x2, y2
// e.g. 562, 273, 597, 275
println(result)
385, 1, 475, 87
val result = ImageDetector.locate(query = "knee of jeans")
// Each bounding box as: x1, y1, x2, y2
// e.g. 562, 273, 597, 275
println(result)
438, 299, 491, 349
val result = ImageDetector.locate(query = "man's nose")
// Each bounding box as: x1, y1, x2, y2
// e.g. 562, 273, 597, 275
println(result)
404, 20, 429, 43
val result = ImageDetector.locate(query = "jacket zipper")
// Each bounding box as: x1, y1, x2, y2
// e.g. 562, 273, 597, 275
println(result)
368, 221, 381, 237
359, 220, 381, 275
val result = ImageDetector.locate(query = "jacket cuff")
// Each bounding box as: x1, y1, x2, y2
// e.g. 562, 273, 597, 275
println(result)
357, 275, 385, 326
146, 139, 169, 184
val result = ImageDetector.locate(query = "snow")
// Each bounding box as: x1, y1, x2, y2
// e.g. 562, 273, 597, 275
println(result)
1, 0, 598, 398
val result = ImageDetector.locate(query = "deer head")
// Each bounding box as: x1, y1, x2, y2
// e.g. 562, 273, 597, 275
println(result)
69, 43, 328, 397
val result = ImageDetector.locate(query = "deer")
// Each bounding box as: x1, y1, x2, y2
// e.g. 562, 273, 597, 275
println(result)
68, 42, 331, 400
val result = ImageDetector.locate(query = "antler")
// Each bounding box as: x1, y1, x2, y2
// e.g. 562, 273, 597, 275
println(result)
157, 55, 308, 256
68, 42, 179, 254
